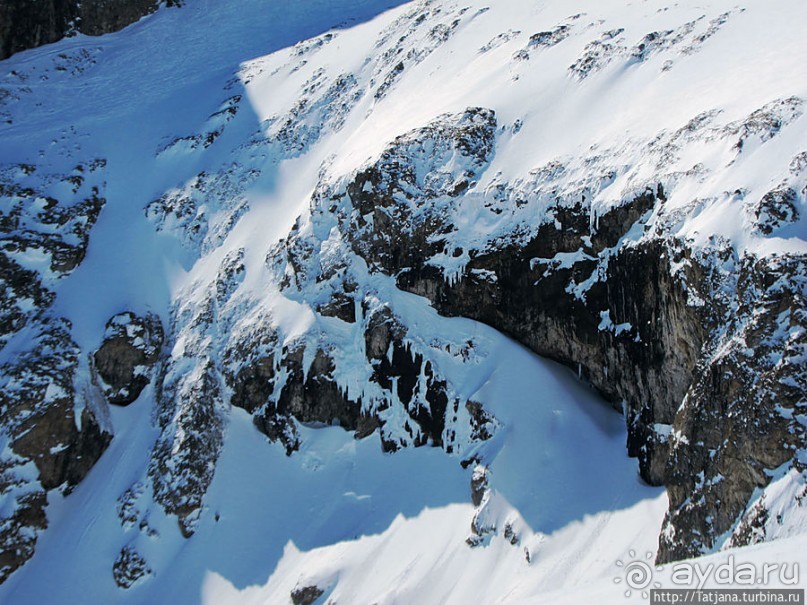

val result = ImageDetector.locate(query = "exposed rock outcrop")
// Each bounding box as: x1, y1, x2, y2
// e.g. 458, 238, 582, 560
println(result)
93, 312, 164, 406
294, 105, 806, 563
112, 545, 152, 589
0, 0, 181, 61
224, 301, 496, 458
291, 585, 325, 605
0, 320, 112, 582
0, 160, 111, 582
2, 0, 805, 595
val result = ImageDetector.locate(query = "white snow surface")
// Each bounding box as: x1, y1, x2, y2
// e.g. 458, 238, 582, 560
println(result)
0, 0, 806, 603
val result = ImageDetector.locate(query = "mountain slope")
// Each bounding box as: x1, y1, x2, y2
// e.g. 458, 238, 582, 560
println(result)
0, 0, 805, 602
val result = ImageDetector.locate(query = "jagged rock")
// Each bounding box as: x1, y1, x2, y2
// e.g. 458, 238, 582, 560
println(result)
0, 165, 105, 274
465, 401, 496, 445
317, 290, 356, 323
396, 194, 706, 485
727, 498, 769, 549
468, 465, 495, 547
0, 158, 111, 583
0, 161, 106, 348
503, 522, 519, 545
277, 347, 361, 430
150, 360, 224, 538
658, 253, 807, 562
529, 24, 571, 48
569, 29, 626, 79
1, 321, 112, 491
728, 97, 803, 152
471, 465, 488, 507
291, 585, 324, 605
313, 104, 806, 563
343, 107, 496, 279
630, 30, 675, 63
93, 312, 164, 406
117, 482, 146, 530
0, 320, 112, 582
0, 254, 54, 349
0, 462, 47, 583
112, 545, 152, 589
2, 0, 805, 595
148, 250, 244, 536
230, 355, 276, 415
751, 186, 799, 235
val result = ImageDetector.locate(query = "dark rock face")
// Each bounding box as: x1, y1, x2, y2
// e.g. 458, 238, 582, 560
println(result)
112, 545, 152, 589
398, 216, 805, 563
93, 312, 164, 406
149, 249, 244, 537
277, 347, 361, 430
291, 585, 324, 605
0, 484, 47, 583
0, 321, 112, 582
467, 465, 494, 547
313, 106, 807, 563
345, 107, 497, 275
225, 303, 494, 459
752, 187, 799, 235
140, 102, 803, 563
470, 464, 488, 507
399, 230, 711, 486
660, 254, 807, 561
393, 193, 702, 482
0, 160, 112, 582
151, 359, 224, 538
0, 160, 105, 348
0, 0, 181, 61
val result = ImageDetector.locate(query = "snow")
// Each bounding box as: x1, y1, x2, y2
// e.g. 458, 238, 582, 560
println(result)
0, 0, 805, 602
0, 317, 670, 605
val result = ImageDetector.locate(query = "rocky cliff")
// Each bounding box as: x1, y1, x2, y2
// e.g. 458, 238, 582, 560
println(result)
273, 103, 807, 563
0, 0, 180, 60
0, 0, 805, 599
0, 159, 112, 581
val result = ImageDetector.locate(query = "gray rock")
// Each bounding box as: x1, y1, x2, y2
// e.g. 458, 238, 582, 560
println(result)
93, 312, 164, 406
112, 545, 152, 589
291, 585, 324, 605
0, 0, 182, 60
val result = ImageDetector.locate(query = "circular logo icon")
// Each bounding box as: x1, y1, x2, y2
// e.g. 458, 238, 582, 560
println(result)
614, 549, 663, 598
624, 560, 654, 590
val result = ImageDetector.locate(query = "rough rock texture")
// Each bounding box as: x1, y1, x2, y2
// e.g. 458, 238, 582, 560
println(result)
287, 105, 807, 563
0, 0, 181, 60
112, 545, 152, 589
2, 2, 804, 588
660, 254, 807, 561
467, 465, 494, 547
0, 160, 105, 347
147, 248, 244, 537
93, 312, 164, 406
0, 160, 111, 582
0, 322, 113, 582
223, 302, 496, 459
291, 585, 325, 605
129, 93, 807, 566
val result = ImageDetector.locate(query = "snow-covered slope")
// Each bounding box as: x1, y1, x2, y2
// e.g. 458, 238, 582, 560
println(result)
0, 0, 805, 603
